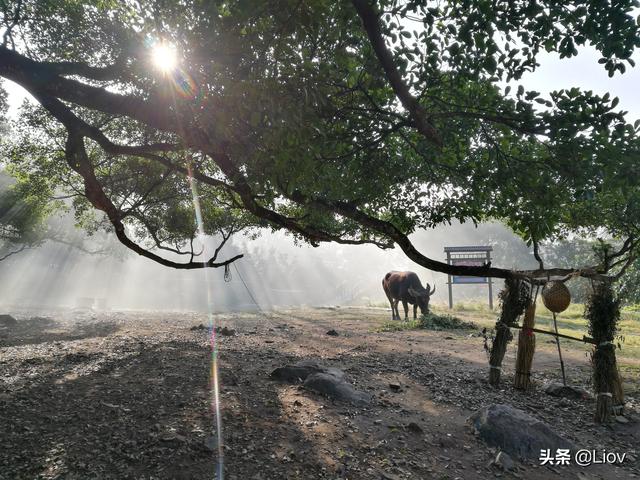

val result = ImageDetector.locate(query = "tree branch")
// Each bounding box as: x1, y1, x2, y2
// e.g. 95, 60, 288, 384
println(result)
532, 238, 544, 270
0, 243, 28, 261
29, 92, 243, 269
352, 0, 442, 147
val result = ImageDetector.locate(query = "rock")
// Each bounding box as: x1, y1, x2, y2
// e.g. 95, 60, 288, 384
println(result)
438, 435, 457, 448
615, 415, 629, 424
406, 422, 423, 434
326, 329, 339, 336
389, 383, 401, 392
215, 326, 236, 336
494, 451, 515, 471
270, 360, 344, 384
304, 372, 372, 406
190, 324, 206, 331
544, 382, 592, 400
204, 435, 218, 452
0, 314, 17, 327
380, 472, 401, 480
469, 404, 575, 460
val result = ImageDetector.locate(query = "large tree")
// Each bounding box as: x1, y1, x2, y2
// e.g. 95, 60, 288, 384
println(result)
0, 0, 638, 281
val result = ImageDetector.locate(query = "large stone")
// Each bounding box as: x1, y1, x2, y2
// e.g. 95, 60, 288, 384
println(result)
270, 360, 344, 384
303, 372, 372, 406
0, 314, 17, 327
544, 382, 592, 400
469, 404, 575, 460
215, 326, 236, 336
494, 451, 515, 471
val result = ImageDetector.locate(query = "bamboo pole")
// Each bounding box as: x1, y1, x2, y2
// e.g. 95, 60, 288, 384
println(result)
552, 312, 567, 385
510, 325, 595, 344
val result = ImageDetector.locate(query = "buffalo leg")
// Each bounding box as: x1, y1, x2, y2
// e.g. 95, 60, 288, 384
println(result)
389, 298, 398, 320
402, 301, 409, 320
413, 304, 418, 319
387, 298, 395, 320
385, 291, 398, 320
393, 300, 400, 320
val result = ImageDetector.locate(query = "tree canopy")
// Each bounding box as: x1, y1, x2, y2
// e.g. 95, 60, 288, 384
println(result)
1, 0, 638, 280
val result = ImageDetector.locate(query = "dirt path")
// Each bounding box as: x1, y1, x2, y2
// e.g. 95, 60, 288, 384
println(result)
0, 307, 638, 479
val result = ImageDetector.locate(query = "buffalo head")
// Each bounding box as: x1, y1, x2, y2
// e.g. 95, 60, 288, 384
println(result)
407, 283, 436, 314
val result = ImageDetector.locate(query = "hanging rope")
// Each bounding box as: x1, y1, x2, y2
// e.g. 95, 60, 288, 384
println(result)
232, 263, 264, 314
223, 264, 232, 282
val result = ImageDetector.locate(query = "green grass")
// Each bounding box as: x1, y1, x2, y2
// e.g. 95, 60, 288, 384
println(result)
375, 311, 476, 333
367, 298, 639, 360
426, 299, 640, 361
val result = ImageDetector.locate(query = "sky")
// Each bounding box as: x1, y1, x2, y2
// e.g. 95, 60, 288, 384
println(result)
522, 47, 640, 121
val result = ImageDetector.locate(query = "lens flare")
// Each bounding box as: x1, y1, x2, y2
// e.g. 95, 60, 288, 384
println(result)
170, 69, 199, 99
187, 162, 225, 479
152, 43, 177, 72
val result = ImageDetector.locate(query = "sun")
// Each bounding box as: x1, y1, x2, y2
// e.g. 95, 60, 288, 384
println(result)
152, 43, 177, 72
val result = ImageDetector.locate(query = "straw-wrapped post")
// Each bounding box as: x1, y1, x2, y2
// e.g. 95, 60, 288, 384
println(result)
514, 302, 537, 390
585, 281, 624, 423
488, 278, 530, 386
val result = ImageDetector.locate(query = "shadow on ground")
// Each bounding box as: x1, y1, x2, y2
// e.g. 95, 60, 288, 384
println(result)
0, 308, 636, 480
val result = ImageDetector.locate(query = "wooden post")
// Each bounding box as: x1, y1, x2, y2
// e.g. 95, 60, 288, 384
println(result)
586, 282, 624, 423
487, 250, 493, 310
552, 312, 567, 386
488, 278, 527, 386
446, 250, 453, 309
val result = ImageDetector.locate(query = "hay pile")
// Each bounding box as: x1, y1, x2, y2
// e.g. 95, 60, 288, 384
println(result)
514, 302, 536, 390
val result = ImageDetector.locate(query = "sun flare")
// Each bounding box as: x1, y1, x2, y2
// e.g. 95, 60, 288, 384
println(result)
152, 43, 177, 72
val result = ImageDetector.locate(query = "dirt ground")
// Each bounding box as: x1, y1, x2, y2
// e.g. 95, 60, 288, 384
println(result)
0, 306, 638, 480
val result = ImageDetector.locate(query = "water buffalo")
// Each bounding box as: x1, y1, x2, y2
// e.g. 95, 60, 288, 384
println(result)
382, 271, 436, 320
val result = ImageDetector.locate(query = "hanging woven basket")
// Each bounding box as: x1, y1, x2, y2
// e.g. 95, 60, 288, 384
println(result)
542, 281, 571, 313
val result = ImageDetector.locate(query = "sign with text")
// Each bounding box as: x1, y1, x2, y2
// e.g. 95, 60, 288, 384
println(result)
451, 257, 488, 284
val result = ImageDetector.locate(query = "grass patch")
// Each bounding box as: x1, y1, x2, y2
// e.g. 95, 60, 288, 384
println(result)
421, 312, 477, 330
375, 312, 476, 332
368, 299, 639, 360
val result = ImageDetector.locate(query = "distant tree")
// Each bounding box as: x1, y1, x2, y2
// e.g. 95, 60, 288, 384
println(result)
0, 0, 638, 283
0, 171, 123, 261
618, 260, 640, 305
0, 174, 51, 261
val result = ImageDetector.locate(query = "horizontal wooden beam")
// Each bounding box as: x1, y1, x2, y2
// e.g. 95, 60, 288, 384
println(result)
511, 324, 596, 345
